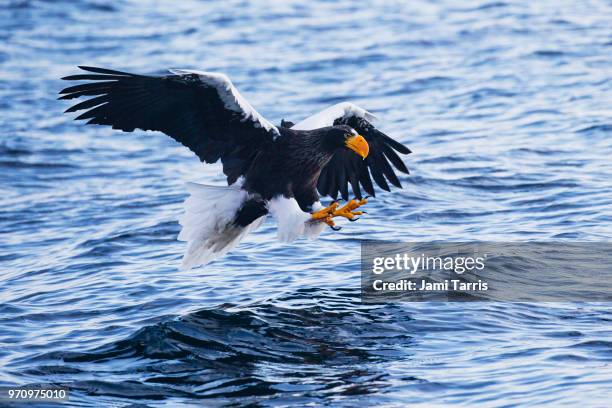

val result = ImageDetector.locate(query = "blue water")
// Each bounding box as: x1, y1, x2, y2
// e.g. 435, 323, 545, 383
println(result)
1, 0, 612, 406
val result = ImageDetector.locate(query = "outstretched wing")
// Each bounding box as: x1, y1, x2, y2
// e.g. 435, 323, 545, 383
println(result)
59, 66, 280, 184
292, 102, 411, 200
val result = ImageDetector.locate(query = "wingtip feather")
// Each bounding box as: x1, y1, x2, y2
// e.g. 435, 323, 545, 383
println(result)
77, 65, 133, 76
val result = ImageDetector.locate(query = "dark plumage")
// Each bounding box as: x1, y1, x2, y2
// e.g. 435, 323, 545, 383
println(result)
60, 66, 273, 185
59, 66, 412, 268
60, 66, 410, 206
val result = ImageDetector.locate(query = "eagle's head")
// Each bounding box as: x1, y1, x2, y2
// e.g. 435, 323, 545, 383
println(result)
324, 125, 369, 159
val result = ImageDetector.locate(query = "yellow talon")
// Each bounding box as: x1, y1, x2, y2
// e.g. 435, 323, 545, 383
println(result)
323, 216, 337, 228
311, 201, 339, 220
332, 198, 368, 220
310, 198, 368, 226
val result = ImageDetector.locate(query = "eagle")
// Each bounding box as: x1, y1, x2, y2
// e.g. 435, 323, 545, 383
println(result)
59, 66, 411, 269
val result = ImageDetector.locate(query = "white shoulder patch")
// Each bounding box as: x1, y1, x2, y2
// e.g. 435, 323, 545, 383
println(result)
168, 69, 280, 137
292, 102, 377, 130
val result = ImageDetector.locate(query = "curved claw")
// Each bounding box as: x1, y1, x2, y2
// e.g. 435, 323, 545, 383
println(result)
330, 225, 342, 231
348, 217, 360, 222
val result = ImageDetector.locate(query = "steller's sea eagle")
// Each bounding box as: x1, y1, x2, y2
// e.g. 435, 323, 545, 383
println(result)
59, 66, 411, 268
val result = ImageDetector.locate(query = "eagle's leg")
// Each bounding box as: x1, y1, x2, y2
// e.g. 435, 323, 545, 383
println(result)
332, 198, 368, 221
309, 198, 367, 229
310, 202, 341, 230
310, 201, 339, 221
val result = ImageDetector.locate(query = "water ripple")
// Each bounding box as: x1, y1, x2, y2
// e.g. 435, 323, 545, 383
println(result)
1, 0, 611, 406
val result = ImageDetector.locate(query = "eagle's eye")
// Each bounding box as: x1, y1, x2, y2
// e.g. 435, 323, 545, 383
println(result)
344, 129, 358, 138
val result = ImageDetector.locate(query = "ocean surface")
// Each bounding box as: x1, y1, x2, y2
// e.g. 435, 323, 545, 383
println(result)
1, 0, 612, 406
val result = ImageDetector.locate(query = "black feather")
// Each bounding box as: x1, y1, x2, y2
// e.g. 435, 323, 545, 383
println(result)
77, 66, 136, 76
65, 95, 109, 112
318, 114, 410, 199
61, 74, 123, 81
60, 66, 277, 184
381, 144, 409, 174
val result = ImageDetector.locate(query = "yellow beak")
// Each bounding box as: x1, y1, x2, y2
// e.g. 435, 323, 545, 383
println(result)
345, 134, 369, 159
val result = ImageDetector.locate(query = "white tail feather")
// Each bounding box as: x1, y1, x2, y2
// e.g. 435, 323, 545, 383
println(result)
178, 182, 264, 269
